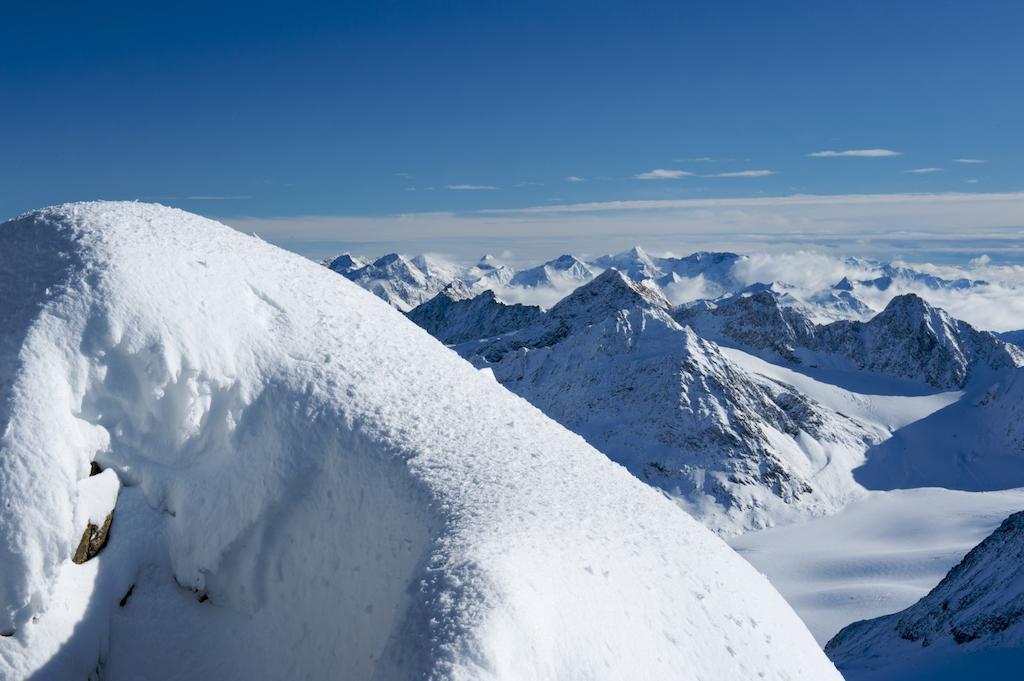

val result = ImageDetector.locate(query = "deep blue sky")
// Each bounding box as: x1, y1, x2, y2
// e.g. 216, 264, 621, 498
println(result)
2, 1, 1022, 253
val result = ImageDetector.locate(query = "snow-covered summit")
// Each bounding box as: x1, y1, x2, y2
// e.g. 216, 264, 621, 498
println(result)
0, 202, 838, 680
508, 253, 595, 289
818, 293, 1021, 389
343, 252, 453, 311
680, 291, 1021, 389
325, 252, 367, 276
548, 268, 671, 325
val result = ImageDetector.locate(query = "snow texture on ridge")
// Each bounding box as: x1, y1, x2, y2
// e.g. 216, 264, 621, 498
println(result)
0, 202, 839, 680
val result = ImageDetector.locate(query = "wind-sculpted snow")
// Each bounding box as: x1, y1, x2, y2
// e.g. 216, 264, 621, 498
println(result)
0, 202, 840, 680
826, 510, 1024, 679
423, 270, 874, 534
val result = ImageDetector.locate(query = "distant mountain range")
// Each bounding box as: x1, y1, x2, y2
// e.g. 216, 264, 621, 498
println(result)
323, 248, 1024, 534
325, 246, 998, 324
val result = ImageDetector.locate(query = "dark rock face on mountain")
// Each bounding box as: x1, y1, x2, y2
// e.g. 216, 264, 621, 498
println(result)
826, 511, 1024, 674
997, 329, 1024, 349
817, 294, 1021, 389
406, 282, 543, 345
678, 291, 1022, 389
676, 290, 818, 363
325, 253, 367, 276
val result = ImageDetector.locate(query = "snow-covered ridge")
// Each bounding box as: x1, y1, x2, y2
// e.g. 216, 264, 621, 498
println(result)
406, 282, 544, 345
0, 202, 839, 680
413, 269, 877, 534
679, 289, 1022, 389
825, 509, 1024, 678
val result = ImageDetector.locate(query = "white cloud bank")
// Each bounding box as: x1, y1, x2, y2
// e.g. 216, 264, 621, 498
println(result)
225, 190, 1024, 278
808, 149, 902, 158
447, 184, 496, 190
905, 167, 942, 174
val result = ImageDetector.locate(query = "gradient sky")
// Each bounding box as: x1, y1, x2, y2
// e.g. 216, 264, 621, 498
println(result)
3, 1, 1023, 260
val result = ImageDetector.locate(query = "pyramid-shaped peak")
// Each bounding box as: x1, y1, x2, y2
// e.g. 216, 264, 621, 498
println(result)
550, 268, 670, 320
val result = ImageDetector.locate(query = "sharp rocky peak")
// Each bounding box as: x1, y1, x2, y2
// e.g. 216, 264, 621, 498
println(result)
549, 268, 670, 321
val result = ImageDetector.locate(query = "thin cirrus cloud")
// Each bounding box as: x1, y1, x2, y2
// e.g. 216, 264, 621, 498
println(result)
954, 158, 988, 164
185, 195, 252, 200
808, 149, 902, 158
565, 176, 585, 182
706, 169, 776, 178
905, 167, 943, 174
634, 168, 694, 180
447, 184, 497, 190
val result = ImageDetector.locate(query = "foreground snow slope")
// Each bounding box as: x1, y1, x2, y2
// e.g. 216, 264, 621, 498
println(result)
0, 202, 838, 680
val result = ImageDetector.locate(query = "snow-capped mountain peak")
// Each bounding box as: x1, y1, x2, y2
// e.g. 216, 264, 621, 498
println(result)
509, 253, 595, 288
549, 268, 671, 324
325, 252, 366, 276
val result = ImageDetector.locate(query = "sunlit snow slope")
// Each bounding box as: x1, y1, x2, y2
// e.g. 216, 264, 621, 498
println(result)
0, 202, 839, 680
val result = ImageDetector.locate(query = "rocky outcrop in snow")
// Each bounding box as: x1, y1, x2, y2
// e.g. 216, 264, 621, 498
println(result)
0, 202, 839, 680
826, 510, 1024, 677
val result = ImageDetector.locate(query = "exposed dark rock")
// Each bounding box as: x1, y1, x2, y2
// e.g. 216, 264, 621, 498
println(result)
72, 512, 113, 564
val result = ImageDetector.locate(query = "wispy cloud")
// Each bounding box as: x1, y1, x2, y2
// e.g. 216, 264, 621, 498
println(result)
706, 169, 776, 178
808, 149, 902, 158
447, 184, 496, 191
634, 168, 694, 180
482, 191, 1024, 214
954, 158, 988, 164
905, 167, 942, 174
185, 195, 252, 200
967, 179, 979, 184
565, 176, 585, 183
227, 191, 1024, 282
672, 156, 727, 163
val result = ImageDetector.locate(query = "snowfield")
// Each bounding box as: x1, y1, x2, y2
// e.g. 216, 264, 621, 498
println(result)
0, 202, 840, 680
731, 487, 1024, 644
